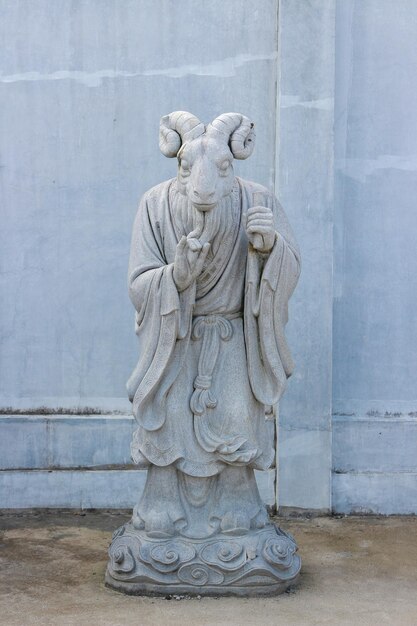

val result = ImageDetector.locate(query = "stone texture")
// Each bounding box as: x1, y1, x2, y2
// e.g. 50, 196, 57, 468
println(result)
333, 0, 417, 419
0, 469, 147, 509
1, 0, 339, 516
276, 0, 335, 513
106, 112, 301, 596
106, 523, 300, 597
0, 0, 278, 414
0, 467, 276, 511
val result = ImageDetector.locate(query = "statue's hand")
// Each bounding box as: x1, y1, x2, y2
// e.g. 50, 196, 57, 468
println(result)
173, 236, 210, 291
246, 206, 276, 253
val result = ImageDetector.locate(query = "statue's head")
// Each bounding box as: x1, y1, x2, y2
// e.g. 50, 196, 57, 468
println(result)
159, 111, 255, 212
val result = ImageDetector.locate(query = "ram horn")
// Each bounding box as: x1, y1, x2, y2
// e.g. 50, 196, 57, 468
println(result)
208, 112, 255, 160
159, 111, 205, 158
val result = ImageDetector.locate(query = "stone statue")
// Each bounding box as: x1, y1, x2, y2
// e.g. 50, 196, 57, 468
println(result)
106, 111, 301, 596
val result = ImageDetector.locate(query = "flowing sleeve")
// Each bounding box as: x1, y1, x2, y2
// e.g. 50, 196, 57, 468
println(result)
244, 195, 301, 406
127, 190, 195, 430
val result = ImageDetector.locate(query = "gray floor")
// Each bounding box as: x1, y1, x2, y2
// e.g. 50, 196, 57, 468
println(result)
1, 511, 416, 625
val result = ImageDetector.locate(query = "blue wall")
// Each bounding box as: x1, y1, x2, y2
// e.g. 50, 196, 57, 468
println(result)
0, 0, 282, 509
0, 0, 278, 412
276, 0, 335, 511
1, 0, 416, 513
332, 0, 417, 512
334, 0, 417, 416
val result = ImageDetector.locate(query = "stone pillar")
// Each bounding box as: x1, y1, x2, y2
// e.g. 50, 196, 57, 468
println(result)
276, 0, 336, 513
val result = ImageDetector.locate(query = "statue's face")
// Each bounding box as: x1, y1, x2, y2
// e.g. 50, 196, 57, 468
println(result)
177, 136, 235, 211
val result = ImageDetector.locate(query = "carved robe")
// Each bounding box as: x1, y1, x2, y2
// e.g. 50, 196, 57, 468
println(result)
127, 177, 300, 479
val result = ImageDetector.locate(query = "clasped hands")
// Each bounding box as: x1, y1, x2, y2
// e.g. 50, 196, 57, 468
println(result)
173, 206, 275, 291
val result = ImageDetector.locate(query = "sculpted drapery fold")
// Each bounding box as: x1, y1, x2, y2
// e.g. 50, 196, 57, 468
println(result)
242, 185, 301, 407
106, 111, 302, 596
126, 178, 300, 473
126, 180, 196, 434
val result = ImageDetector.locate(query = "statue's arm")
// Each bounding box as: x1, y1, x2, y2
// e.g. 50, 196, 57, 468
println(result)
127, 194, 183, 328
126, 193, 194, 416
128, 192, 198, 346
245, 194, 301, 404
262, 196, 301, 298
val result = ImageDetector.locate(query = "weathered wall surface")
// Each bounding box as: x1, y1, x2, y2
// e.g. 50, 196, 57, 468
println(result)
0, 0, 278, 412
276, 0, 335, 512
2, 0, 415, 513
0, 0, 281, 508
332, 0, 417, 512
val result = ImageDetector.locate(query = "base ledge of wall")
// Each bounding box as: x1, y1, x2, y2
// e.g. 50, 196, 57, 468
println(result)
332, 414, 417, 514
0, 468, 275, 509
277, 506, 330, 518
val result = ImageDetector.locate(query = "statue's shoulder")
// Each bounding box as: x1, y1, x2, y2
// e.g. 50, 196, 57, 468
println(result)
235, 177, 275, 203
140, 178, 176, 205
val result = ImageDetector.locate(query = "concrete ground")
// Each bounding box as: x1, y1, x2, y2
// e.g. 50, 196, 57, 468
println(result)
0, 511, 416, 626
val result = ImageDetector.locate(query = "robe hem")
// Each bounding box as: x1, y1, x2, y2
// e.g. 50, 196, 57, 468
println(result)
134, 443, 275, 478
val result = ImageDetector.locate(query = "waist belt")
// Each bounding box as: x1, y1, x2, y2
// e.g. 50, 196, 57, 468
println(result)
190, 314, 237, 417
192, 311, 242, 322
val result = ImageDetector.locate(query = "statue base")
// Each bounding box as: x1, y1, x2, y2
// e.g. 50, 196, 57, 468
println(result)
105, 522, 301, 597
